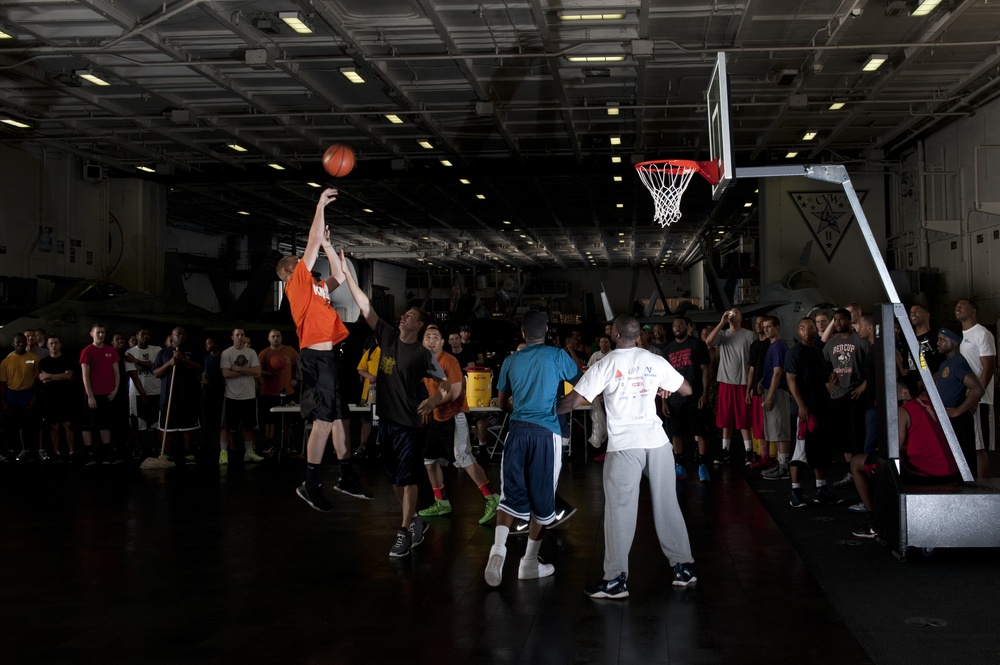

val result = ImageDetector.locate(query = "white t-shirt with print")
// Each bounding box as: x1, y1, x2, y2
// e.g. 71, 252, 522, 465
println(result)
125, 345, 162, 396
961, 323, 996, 405
221, 346, 260, 401
572, 346, 684, 452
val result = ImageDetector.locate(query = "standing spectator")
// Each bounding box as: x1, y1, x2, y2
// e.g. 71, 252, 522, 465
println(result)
482, 311, 579, 587
341, 254, 453, 558
955, 298, 996, 478
813, 310, 832, 351
705, 308, 755, 465
664, 316, 712, 482
151, 327, 202, 463
588, 335, 612, 366
447, 330, 480, 369
38, 335, 76, 462
459, 324, 485, 366
638, 325, 665, 357
559, 314, 698, 598
79, 323, 120, 465
935, 326, 984, 477
823, 309, 866, 487
650, 323, 671, 356
908, 304, 944, 374
416, 324, 500, 525
110, 332, 131, 459
785, 318, 842, 507
355, 335, 380, 459
201, 338, 224, 453
220, 328, 264, 464
124, 328, 161, 460
258, 329, 299, 453
759, 317, 792, 481
745, 316, 772, 467
25, 329, 47, 360
1, 333, 40, 461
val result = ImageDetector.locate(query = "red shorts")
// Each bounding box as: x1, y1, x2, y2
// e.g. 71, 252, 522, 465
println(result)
715, 382, 751, 430
750, 394, 765, 440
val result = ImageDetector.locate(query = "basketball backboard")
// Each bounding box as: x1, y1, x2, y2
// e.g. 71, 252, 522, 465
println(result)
707, 52, 735, 200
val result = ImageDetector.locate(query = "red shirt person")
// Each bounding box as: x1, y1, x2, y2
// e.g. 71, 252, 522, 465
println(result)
79, 323, 120, 463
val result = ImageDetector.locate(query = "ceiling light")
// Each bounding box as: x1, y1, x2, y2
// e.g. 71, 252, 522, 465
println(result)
611, 156, 622, 164
136, 165, 155, 173
75, 70, 111, 86
459, 178, 471, 184
616, 203, 624, 208
502, 220, 511, 225
613, 176, 622, 182
618, 232, 624, 236
527, 241, 534, 245
559, 12, 625, 20
911, 0, 942, 16
785, 151, 799, 159
340, 67, 365, 83
476, 194, 486, 200
0, 29, 12, 39
862, 54, 887, 72
418, 140, 433, 149
744, 202, 752, 208
268, 163, 285, 170
802, 131, 818, 141
1, 117, 31, 129
363, 208, 373, 213
828, 101, 846, 110
226, 143, 248, 152
606, 103, 619, 116
385, 114, 404, 124
238, 211, 250, 216
421, 236, 430, 240
307, 182, 321, 188
610, 136, 621, 145
519, 234, 526, 238
567, 56, 625, 63
439, 159, 452, 166
278, 11, 314, 34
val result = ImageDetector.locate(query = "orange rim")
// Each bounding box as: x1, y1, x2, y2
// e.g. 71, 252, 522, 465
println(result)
635, 159, 719, 185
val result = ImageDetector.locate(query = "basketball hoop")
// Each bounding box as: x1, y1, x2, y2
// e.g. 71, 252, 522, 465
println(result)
635, 159, 719, 227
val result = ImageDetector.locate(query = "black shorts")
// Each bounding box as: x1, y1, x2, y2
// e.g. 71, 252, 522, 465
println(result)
423, 418, 456, 464
82, 394, 114, 432
299, 348, 345, 422
667, 401, 707, 438
223, 397, 258, 432
379, 420, 422, 486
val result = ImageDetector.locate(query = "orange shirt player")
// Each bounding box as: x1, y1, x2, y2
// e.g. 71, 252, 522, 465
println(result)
276, 188, 371, 511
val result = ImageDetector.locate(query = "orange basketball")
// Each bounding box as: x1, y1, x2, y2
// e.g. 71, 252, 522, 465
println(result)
322, 144, 355, 178
268, 355, 287, 372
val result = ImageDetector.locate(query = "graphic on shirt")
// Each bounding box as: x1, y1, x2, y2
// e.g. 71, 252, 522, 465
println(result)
941, 366, 950, 379
830, 341, 857, 376
312, 282, 330, 303
788, 189, 869, 262
380, 355, 396, 376
668, 347, 692, 370
233, 354, 249, 368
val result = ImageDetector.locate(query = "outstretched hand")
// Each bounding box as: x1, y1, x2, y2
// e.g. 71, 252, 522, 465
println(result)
318, 188, 338, 207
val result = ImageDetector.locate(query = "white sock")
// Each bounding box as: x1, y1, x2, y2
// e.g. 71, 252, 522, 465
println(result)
743, 439, 752, 451
525, 536, 542, 560
494, 525, 509, 549
244, 441, 254, 455
722, 438, 731, 451
816, 479, 827, 487
220, 442, 227, 452
778, 452, 789, 465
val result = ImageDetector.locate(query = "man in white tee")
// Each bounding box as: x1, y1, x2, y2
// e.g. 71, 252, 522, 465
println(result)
220, 328, 264, 464
124, 328, 162, 457
956, 298, 996, 477
558, 314, 698, 598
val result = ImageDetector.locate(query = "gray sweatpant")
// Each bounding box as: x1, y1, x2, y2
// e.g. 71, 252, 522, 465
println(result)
603, 445, 694, 579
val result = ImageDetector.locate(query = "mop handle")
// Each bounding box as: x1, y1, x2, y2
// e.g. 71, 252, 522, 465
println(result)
158, 361, 178, 457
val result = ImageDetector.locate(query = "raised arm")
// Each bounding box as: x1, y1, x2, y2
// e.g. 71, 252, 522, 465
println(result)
302, 188, 338, 272
322, 225, 346, 290
705, 312, 729, 347
340, 249, 378, 330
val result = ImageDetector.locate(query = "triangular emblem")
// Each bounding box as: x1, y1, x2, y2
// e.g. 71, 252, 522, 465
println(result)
614, 369, 623, 379
788, 190, 868, 262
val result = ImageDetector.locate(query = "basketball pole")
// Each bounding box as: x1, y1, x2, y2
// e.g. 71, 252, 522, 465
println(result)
734, 163, 973, 483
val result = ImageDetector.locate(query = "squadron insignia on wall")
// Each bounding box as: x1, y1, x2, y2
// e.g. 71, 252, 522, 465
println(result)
788, 190, 868, 262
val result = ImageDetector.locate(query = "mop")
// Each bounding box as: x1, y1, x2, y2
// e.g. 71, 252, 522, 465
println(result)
139, 363, 177, 470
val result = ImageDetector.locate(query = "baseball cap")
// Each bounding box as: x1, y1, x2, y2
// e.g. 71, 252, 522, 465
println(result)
642, 324, 653, 332
459, 324, 471, 332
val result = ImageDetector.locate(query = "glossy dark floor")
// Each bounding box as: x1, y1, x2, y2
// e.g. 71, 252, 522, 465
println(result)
0, 436, 885, 665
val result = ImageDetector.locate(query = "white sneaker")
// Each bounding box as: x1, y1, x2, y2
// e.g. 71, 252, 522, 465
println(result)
219, 450, 228, 466
832, 471, 853, 489
485, 544, 506, 587
848, 501, 867, 513
244, 450, 264, 463
517, 556, 555, 580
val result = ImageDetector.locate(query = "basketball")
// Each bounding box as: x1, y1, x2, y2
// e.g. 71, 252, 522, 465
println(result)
322, 144, 355, 177
269, 355, 287, 372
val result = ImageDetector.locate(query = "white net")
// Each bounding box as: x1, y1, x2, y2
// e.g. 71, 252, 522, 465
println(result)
636, 162, 698, 227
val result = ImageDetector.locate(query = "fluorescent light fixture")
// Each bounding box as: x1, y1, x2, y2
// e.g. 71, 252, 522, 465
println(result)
610, 136, 621, 145
340, 67, 365, 83
502, 220, 511, 225
1, 117, 31, 129
362, 208, 373, 213
136, 165, 155, 173
802, 131, 818, 141
439, 159, 452, 166
75, 70, 111, 86
613, 176, 622, 182
278, 11, 313, 34
828, 102, 846, 110
606, 103, 620, 116
567, 56, 625, 63
238, 210, 250, 216
385, 114, 404, 124
743, 202, 752, 208
526, 241, 534, 245
785, 151, 799, 159
0, 29, 12, 39
616, 203, 624, 208
519, 234, 526, 238
418, 140, 433, 149
459, 178, 471, 184
911, 0, 942, 16
559, 13, 626, 21
268, 163, 285, 170
611, 156, 622, 163
226, 143, 248, 152
476, 194, 486, 200
307, 182, 321, 188
862, 54, 887, 72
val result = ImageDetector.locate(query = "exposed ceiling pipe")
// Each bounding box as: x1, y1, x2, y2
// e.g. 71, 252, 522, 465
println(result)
100, 0, 205, 50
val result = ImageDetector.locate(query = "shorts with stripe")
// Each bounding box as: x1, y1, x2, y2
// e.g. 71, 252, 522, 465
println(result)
423, 412, 474, 469
498, 420, 561, 525
715, 382, 751, 430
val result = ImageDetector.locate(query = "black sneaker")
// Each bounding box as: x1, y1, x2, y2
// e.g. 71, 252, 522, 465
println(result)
852, 522, 877, 539
334, 476, 373, 500
509, 518, 530, 536
550, 505, 577, 529
586, 572, 629, 599
296, 483, 334, 512
672, 563, 697, 587
409, 516, 429, 548
389, 528, 412, 558
715, 450, 730, 466
813, 486, 844, 505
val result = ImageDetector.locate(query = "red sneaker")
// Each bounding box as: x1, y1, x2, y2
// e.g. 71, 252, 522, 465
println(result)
749, 457, 775, 470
